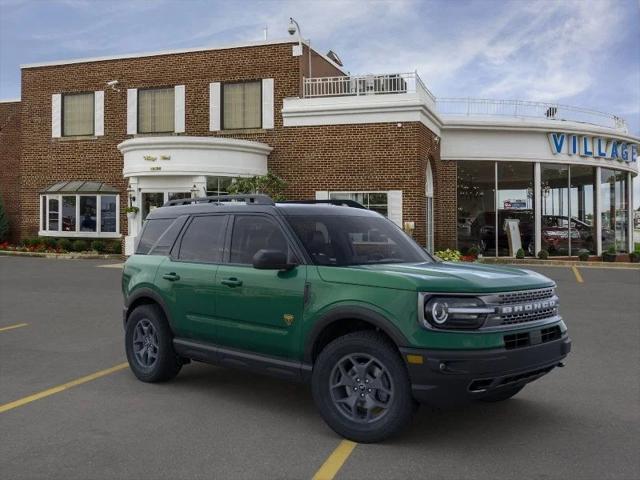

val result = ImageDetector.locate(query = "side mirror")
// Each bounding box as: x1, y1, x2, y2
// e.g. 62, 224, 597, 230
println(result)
252, 249, 296, 271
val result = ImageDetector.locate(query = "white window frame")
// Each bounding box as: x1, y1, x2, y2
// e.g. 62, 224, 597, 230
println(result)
39, 193, 120, 238
61, 91, 96, 137
328, 191, 391, 216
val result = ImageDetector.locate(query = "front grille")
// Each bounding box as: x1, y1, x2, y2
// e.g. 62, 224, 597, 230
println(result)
504, 325, 563, 350
497, 287, 555, 304
496, 287, 558, 326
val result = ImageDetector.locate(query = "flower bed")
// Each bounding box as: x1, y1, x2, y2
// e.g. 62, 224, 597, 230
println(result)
0, 237, 122, 255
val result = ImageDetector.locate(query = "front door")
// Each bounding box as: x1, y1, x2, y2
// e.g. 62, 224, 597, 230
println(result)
157, 214, 229, 342
214, 214, 306, 359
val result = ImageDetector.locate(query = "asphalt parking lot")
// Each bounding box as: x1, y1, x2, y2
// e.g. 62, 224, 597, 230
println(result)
1, 256, 639, 480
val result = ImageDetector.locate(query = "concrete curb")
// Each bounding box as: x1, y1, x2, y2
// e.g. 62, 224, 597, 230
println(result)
0, 250, 123, 260
478, 258, 640, 269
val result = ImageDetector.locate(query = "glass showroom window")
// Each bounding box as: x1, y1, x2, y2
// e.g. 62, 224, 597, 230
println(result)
497, 162, 534, 256
601, 168, 629, 252
63, 92, 94, 136
138, 87, 175, 133
329, 192, 389, 216
569, 166, 596, 255
457, 161, 496, 255
40, 194, 119, 237
541, 164, 570, 256
206, 176, 236, 196
222, 81, 261, 129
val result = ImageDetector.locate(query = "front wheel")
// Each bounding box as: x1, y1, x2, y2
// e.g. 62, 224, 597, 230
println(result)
312, 331, 415, 443
125, 304, 182, 383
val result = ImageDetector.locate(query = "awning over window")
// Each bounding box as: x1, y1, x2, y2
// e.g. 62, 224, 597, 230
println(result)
41, 181, 119, 194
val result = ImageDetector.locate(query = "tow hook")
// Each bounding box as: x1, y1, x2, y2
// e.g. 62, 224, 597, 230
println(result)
557, 362, 565, 368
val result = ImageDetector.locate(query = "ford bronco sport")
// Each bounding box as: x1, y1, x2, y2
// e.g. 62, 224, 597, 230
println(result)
122, 195, 571, 442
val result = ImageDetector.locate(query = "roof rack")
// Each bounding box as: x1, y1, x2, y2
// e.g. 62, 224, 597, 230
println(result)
163, 194, 275, 207
279, 199, 366, 209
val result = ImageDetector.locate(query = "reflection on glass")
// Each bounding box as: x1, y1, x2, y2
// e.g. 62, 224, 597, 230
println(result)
497, 163, 534, 256
101, 195, 117, 233
541, 164, 569, 256
142, 192, 165, 220
206, 176, 235, 196
601, 169, 629, 252
168, 192, 190, 202
329, 192, 389, 216
62, 196, 76, 232
457, 161, 496, 255
80, 196, 97, 232
569, 166, 596, 254
48, 197, 59, 231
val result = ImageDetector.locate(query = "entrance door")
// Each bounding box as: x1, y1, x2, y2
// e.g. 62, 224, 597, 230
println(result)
214, 214, 306, 359
141, 192, 165, 220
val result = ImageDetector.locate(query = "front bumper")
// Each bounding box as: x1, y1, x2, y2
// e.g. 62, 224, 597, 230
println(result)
400, 334, 571, 407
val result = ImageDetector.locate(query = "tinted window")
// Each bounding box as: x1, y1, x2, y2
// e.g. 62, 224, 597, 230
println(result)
230, 216, 290, 264
178, 215, 227, 263
137, 218, 174, 254
287, 215, 430, 266
148, 216, 187, 256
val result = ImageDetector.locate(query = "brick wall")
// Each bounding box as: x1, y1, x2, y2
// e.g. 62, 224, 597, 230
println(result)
16, 41, 445, 246
0, 101, 21, 243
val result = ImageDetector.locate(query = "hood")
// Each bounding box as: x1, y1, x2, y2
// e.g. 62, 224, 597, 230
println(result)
317, 261, 554, 293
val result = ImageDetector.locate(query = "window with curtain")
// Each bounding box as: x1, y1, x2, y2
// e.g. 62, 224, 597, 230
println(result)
63, 92, 94, 136
138, 88, 175, 133
222, 81, 261, 129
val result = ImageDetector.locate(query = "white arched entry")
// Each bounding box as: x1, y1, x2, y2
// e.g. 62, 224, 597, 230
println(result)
425, 160, 434, 253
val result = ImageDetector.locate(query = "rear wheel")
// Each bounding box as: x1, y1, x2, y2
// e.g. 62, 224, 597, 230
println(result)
478, 385, 524, 402
125, 304, 182, 383
312, 331, 414, 443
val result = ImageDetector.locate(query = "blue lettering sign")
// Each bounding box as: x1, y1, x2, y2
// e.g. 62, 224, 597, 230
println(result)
596, 138, 607, 157
548, 133, 565, 154
620, 143, 628, 162
610, 141, 619, 160
580, 136, 593, 156
569, 135, 579, 155
631, 144, 638, 163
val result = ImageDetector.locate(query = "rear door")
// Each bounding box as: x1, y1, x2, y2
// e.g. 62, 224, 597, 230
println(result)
158, 214, 228, 342
213, 214, 307, 359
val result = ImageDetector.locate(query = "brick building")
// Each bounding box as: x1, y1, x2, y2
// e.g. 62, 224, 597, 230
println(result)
0, 38, 638, 256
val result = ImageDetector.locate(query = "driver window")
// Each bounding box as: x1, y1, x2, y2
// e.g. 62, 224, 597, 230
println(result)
229, 215, 292, 265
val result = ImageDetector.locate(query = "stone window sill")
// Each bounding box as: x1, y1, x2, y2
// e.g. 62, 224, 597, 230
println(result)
54, 135, 98, 142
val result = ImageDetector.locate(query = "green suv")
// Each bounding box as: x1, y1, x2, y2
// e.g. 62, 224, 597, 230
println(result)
122, 195, 570, 442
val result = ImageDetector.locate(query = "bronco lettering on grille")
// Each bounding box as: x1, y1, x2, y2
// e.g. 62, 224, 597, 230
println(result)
499, 298, 556, 315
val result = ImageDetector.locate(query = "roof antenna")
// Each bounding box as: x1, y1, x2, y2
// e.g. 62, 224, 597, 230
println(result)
263, 25, 268, 41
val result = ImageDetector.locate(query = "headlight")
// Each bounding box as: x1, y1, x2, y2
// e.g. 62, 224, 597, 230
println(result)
422, 296, 495, 330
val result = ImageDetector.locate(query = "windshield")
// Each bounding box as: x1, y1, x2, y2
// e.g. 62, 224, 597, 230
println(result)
286, 214, 432, 266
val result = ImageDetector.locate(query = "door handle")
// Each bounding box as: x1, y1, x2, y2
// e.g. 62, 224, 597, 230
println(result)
221, 277, 243, 287
162, 272, 180, 281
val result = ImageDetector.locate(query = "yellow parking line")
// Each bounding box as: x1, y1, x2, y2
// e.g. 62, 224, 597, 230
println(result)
0, 362, 128, 414
571, 265, 584, 283
0, 323, 28, 333
312, 440, 358, 480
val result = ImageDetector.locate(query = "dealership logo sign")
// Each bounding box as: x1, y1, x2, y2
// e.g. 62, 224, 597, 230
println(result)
548, 133, 638, 163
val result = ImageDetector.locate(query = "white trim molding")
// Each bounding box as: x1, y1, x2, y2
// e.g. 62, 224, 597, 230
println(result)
262, 78, 275, 129
118, 136, 271, 178
174, 85, 186, 133
127, 88, 137, 135
51, 94, 62, 138
387, 190, 403, 227
209, 82, 221, 131
94, 90, 104, 136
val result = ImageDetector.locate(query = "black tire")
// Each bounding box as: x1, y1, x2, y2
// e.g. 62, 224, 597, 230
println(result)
478, 385, 524, 402
125, 304, 182, 383
312, 331, 414, 443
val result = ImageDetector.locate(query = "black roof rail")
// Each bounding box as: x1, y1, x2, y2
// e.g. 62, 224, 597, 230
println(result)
162, 194, 275, 207
279, 199, 366, 209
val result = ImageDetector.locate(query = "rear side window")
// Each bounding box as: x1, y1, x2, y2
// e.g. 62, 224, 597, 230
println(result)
229, 215, 291, 265
148, 216, 188, 256
178, 215, 227, 263
136, 218, 174, 254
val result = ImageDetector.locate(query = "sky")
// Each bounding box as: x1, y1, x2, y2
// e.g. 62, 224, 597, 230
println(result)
1, 0, 639, 204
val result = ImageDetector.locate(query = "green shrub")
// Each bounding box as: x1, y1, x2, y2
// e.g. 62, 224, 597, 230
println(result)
537, 249, 549, 260
435, 249, 462, 262
577, 249, 590, 261
91, 240, 106, 253
0, 195, 9, 243
58, 238, 73, 252
516, 248, 525, 259
72, 239, 88, 252
468, 246, 479, 257
41, 237, 57, 249
108, 241, 122, 254
606, 244, 617, 254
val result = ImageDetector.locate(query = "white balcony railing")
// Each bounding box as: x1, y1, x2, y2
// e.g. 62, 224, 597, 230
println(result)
303, 72, 435, 102
436, 98, 628, 132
